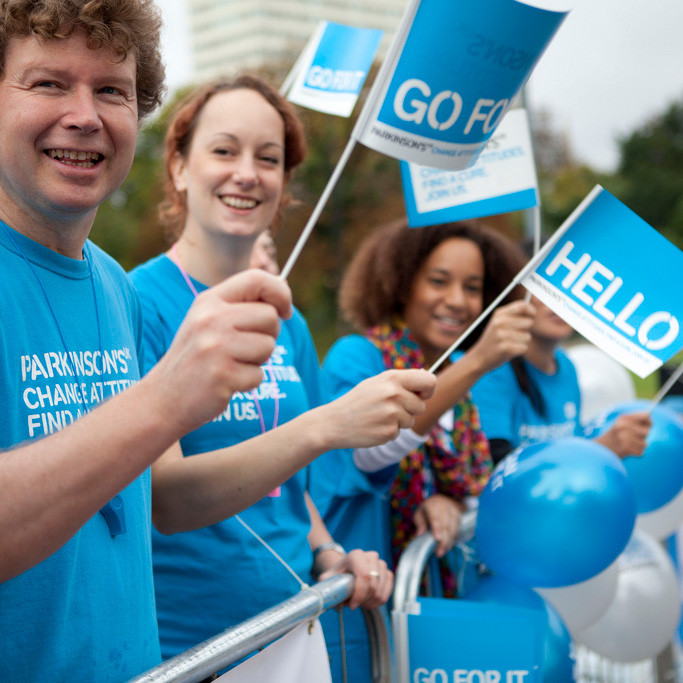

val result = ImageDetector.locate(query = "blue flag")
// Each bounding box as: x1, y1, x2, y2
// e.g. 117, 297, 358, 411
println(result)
402, 597, 545, 682
401, 108, 538, 226
355, 0, 567, 170
285, 21, 382, 117
523, 186, 683, 377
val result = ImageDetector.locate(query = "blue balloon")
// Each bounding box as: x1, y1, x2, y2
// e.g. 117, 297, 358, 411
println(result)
464, 575, 576, 682
586, 400, 683, 513
476, 438, 636, 587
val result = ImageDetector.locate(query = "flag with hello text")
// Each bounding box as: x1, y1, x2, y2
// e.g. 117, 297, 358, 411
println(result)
522, 186, 683, 378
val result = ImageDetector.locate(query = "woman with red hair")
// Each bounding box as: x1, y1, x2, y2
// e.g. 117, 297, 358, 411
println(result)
129, 76, 435, 675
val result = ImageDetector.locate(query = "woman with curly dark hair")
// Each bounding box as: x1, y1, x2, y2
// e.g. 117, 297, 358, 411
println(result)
312, 218, 536, 578
308, 218, 535, 677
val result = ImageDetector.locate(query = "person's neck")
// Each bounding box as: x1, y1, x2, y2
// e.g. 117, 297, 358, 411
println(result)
172, 229, 257, 287
524, 336, 558, 375
0, 196, 92, 259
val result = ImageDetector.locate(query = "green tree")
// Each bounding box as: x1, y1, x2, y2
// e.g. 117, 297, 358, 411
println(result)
90, 115, 167, 270
616, 100, 683, 248
530, 108, 611, 237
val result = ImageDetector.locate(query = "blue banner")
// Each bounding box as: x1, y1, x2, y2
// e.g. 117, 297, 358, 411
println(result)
401, 108, 538, 226
407, 597, 545, 682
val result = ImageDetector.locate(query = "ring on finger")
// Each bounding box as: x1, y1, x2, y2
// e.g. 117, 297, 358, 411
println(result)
369, 570, 380, 579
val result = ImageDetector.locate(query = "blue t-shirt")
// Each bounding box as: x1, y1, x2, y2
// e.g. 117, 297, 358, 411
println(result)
130, 254, 322, 659
312, 334, 467, 562
310, 334, 401, 683
311, 335, 397, 564
471, 349, 582, 451
0, 223, 159, 681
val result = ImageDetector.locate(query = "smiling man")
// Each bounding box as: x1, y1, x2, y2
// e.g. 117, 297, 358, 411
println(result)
0, 1, 294, 680
0, 35, 137, 252
0, 3, 441, 680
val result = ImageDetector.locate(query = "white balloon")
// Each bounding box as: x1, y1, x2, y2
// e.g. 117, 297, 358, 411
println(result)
535, 560, 618, 637
566, 343, 636, 424
639, 398, 683, 539
574, 530, 680, 662
636, 483, 683, 540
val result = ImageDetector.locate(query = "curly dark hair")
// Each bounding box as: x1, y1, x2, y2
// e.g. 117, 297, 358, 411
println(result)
340, 218, 527, 346
159, 74, 308, 238
0, 0, 165, 118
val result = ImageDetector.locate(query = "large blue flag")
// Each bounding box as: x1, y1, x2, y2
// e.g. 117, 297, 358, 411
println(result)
522, 186, 683, 378
354, 0, 567, 170
280, 0, 568, 277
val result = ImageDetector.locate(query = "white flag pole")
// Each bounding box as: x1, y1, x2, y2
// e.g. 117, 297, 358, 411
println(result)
279, 22, 325, 96
524, 203, 542, 304
650, 362, 683, 409
279, 0, 421, 280
429, 185, 603, 374
279, 136, 357, 280
520, 88, 541, 303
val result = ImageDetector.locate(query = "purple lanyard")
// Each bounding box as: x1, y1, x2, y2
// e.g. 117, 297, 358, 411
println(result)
171, 243, 282, 496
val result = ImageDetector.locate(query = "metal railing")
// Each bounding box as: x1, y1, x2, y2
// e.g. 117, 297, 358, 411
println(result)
130, 574, 391, 683
133, 509, 680, 683
392, 511, 477, 683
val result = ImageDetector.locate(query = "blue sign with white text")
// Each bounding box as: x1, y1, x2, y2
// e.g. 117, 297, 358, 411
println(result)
408, 597, 544, 682
305, 22, 382, 95
401, 108, 538, 225
370, 0, 565, 161
523, 187, 683, 377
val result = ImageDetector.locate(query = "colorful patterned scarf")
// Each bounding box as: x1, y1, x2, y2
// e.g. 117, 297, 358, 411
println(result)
366, 321, 492, 595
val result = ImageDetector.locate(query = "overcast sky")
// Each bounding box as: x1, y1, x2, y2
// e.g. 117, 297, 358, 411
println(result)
159, 0, 683, 172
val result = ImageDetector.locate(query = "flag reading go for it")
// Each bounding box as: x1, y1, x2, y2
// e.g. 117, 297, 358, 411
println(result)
283, 21, 383, 117
279, 0, 569, 279
353, 0, 569, 170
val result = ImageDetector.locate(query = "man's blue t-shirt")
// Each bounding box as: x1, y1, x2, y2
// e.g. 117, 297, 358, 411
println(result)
130, 254, 321, 659
0, 223, 159, 681
471, 349, 582, 450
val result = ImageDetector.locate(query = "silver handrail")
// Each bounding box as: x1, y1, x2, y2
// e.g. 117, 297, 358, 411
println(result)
392, 510, 477, 683
393, 509, 476, 613
130, 574, 391, 683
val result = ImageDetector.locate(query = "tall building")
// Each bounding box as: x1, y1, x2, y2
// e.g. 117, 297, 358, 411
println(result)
188, 0, 406, 79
